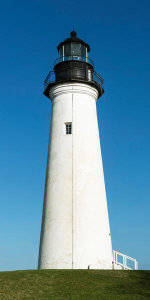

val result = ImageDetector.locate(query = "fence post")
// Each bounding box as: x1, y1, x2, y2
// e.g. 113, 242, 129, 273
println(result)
135, 260, 138, 270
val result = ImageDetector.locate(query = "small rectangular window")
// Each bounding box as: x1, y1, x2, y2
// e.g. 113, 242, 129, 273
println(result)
66, 123, 72, 135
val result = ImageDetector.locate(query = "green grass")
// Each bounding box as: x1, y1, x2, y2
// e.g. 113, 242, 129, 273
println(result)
0, 270, 150, 299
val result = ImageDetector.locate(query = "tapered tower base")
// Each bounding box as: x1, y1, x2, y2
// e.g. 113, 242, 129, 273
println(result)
38, 83, 112, 269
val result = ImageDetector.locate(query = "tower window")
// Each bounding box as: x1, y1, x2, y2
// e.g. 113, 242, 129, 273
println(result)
66, 123, 72, 135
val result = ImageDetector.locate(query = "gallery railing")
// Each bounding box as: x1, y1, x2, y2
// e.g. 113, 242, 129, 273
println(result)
54, 56, 94, 67
44, 67, 104, 96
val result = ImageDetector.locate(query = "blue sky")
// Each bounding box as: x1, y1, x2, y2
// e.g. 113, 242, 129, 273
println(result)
0, 0, 150, 270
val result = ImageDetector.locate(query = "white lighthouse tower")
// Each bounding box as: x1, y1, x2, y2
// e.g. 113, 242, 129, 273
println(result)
38, 31, 112, 269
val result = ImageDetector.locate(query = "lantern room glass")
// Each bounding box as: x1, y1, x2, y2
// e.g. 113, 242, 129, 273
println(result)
58, 43, 88, 63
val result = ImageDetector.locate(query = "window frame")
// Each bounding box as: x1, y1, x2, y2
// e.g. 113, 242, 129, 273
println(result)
65, 122, 72, 135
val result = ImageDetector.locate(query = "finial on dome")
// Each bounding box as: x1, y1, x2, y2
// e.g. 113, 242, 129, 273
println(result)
71, 30, 77, 38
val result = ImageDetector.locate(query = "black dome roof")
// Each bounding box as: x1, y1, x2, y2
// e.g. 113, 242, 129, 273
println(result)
57, 31, 90, 52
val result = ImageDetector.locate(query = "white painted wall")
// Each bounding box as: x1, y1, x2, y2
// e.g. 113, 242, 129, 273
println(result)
38, 82, 112, 269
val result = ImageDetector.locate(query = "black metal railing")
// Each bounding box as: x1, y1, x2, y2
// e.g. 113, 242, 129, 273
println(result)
54, 56, 94, 67
44, 67, 104, 95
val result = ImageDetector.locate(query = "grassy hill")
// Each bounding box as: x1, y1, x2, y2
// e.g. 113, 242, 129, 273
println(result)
0, 269, 149, 299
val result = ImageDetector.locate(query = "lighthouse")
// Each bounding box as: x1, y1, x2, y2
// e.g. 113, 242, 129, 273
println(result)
38, 31, 113, 269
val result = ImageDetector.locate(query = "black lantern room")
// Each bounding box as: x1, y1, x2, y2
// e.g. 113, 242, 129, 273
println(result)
44, 31, 104, 98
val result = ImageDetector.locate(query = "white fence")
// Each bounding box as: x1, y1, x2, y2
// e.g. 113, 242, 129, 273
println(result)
112, 250, 138, 270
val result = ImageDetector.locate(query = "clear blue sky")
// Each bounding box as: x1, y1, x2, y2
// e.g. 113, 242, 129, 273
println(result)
0, 0, 150, 271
